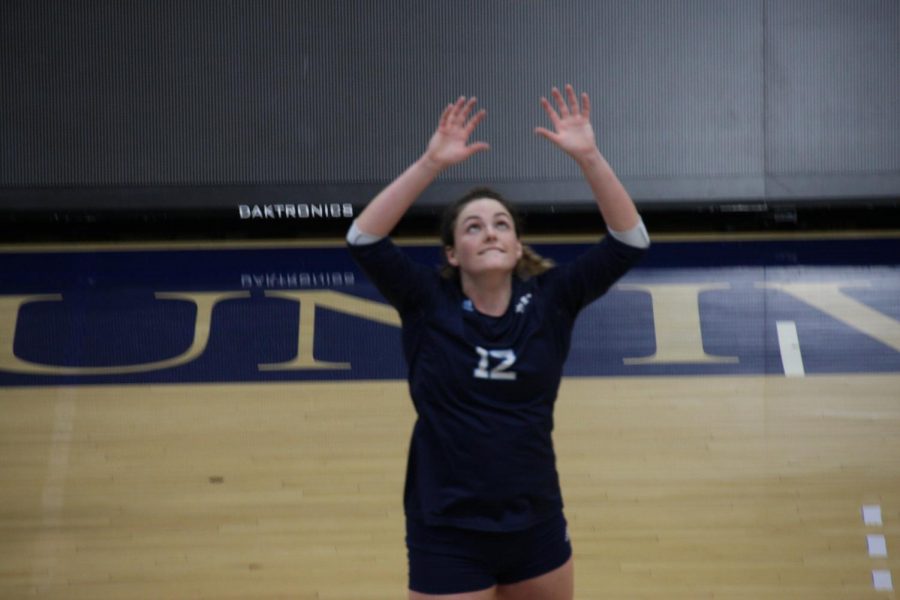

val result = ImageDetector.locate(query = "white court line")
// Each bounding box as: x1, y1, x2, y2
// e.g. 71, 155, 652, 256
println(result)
863, 505, 883, 526
868, 534, 888, 558
862, 506, 891, 592
776, 321, 805, 377
873, 570, 893, 591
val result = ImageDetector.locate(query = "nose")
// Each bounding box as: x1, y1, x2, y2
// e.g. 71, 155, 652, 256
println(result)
484, 224, 499, 240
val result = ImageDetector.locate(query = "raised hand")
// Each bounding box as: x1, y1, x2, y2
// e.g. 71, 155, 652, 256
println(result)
534, 84, 599, 163
353, 97, 489, 237
424, 96, 490, 170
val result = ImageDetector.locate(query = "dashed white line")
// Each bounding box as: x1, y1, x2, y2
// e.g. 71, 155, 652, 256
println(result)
867, 534, 888, 558
862, 505, 892, 592
873, 570, 893, 592
863, 505, 883, 526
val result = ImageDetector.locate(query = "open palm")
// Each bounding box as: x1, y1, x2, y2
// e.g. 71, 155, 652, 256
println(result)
425, 96, 490, 168
534, 84, 598, 160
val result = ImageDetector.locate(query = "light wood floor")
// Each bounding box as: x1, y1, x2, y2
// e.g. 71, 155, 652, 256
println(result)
1, 374, 898, 599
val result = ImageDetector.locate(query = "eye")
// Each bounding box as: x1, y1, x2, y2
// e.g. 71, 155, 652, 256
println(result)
495, 220, 510, 230
466, 223, 482, 234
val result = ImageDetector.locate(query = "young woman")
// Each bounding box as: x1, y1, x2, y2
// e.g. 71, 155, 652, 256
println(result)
347, 85, 649, 599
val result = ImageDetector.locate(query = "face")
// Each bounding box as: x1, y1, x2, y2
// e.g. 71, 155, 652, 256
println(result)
445, 198, 523, 277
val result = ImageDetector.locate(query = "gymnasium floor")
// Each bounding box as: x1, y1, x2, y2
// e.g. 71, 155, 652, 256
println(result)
1, 232, 899, 599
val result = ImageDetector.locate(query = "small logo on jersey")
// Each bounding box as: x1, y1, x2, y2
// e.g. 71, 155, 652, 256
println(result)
514, 293, 532, 314
462, 299, 474, 312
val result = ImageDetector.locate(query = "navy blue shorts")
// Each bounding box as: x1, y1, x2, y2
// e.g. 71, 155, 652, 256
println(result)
406, 513, 572, 595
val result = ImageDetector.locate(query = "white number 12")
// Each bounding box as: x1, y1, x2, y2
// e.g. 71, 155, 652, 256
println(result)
474, 346, 517, 381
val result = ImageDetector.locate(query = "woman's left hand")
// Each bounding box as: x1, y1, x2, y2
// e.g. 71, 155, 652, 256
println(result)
534, 84, 600, 162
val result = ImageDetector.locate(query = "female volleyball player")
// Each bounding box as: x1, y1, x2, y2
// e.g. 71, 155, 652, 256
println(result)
347, 85, 649, 599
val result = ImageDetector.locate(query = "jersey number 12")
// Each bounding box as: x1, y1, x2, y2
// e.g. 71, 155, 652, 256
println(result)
473, 346, 517, 381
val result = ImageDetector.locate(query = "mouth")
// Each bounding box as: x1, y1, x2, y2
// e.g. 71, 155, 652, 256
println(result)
478, 247, 505, 255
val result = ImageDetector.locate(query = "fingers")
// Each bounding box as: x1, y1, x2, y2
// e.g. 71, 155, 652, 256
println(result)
465, 108, 487, 135
429, 96, 490, 165
438, 102, 455, 128
539, 96, 561, 126
546, 84, 591, 119
440, 96, 486, 131
565, 85, 580, 116
464, 141, 491, 158
453, 97, 476, 126
447, 96, 466, 127
533, 126, 558, 144
438, 96, 465, 129
450, 97, 474, 127
551, 87, 570, 118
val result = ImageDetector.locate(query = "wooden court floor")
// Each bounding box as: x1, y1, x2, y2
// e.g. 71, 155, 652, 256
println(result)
1, 233, 898, 599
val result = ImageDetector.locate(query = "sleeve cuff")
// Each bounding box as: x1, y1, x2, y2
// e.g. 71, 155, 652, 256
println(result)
608, 219, 650, 249
346, 220, 385, 246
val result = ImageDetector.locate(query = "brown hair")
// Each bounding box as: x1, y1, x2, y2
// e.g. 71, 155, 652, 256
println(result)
439, 187, 554, 280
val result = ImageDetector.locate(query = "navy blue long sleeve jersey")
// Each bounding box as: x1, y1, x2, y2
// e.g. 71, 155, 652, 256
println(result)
348, 235, 647, 532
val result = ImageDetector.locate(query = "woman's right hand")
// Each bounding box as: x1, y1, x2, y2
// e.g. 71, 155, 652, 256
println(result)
352, 97, 488, 237
423, 97, 490, 170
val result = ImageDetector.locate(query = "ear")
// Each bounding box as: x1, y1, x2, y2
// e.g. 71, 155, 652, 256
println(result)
515, 240, 523, 261
445, 246, 459, 267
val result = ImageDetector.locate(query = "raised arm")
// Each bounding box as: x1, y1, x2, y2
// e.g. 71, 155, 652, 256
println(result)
534, 84, 640, 233
353, 97, 490, 238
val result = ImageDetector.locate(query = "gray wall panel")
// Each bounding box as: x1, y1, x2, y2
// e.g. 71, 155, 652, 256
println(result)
1, 0, 897, 211
765, 0, 900, 196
